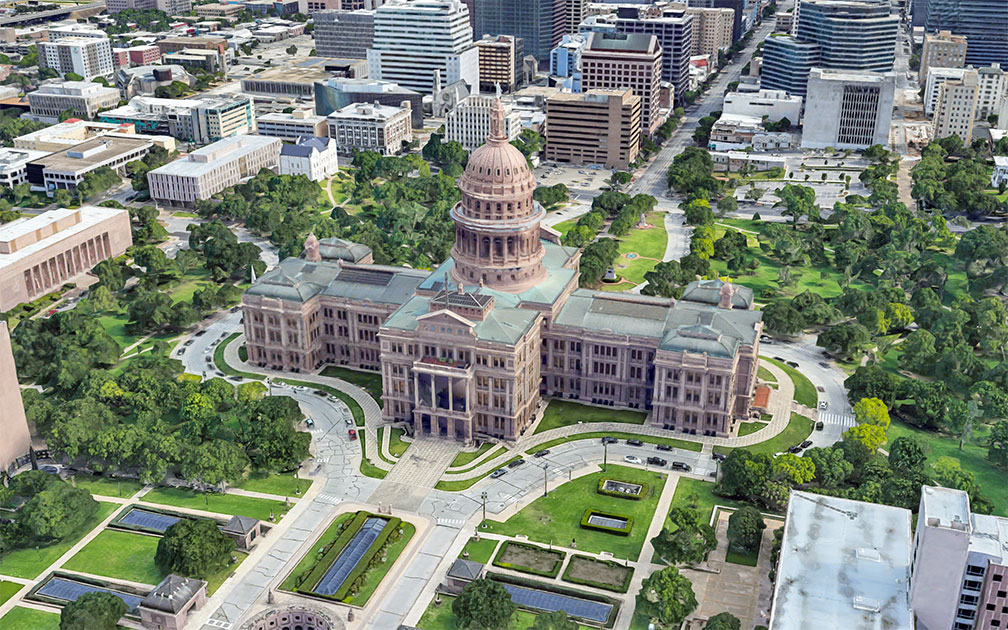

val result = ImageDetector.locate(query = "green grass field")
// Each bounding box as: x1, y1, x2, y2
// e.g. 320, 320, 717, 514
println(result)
528, 431, 703, 454
551, 218, 577, 238
142, 488, 290, 521
63, 530, 163, 585
757, 366, 777, 384
460, 537, 499, 564
235, 472, 311, 498
669, 477, 758, 523
435, 455, 522, 491
449, 443, 496, 468
715, 413, 813, 457
376, 428, 397, 465
320, 365, 383, 404
416, 594, 593, 630
738, 421, 768, 437
761, 357, 818, 408
725, 544, 760, 566
534, 400, 647, 435
0, 606, 61, 630
887, 420, 1007, 516
0, 501, 118, 579
69, 475, 144, 499
0, 580, 23, 605
484, 464, 667, 561
388, 428, 410, 457
602, 211, 668, 290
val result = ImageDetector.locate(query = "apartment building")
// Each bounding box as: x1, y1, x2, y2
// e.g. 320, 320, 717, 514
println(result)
472, 0, 564, 61
279, 136, 339, 181
157, 0, 192, 15
683, 7, 734, 56
313, 9, 374, 59
474, 35, 520, 93
976, 64, 1008, 121
0, 206, 132, 313
100, 95, 255, 145
256, 109, 328, 142
611, 9, 693, 105
38, 37, 114, 80
326, 101, 412, 155
933, 70, 979, 141
147, 135, 281, 207
26, 135, 153, 196
445, 93, 520, 151
27, 81, 121, 121
545, 88, 640, 169
367, 0, 478, 95
47, 24, 109, 41
580, 31, 663, 137
801, 68, 896, 150
122, 45, 162, 67
925, 66, 972, 116
919, 29, 967, 85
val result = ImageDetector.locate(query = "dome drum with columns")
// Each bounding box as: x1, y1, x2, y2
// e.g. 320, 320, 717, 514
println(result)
450, 99, 546, 292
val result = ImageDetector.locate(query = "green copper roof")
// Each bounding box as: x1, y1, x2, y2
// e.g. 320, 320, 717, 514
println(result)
245, 257, 429, 304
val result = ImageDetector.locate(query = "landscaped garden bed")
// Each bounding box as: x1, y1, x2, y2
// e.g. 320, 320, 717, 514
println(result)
561, 555, 633, 593
597, 478, 646, 500
487, 572, 621, 628
580, 509, 633, 536
491, 541, 565, 578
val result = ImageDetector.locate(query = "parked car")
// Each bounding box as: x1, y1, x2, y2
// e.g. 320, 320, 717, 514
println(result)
788, 444, 803, 454
712, 452, 726, 462
533, 449, 550, 458
348, 429, 357, 440
647, 457, 667, 467
800, 440, 813, 449
819, 362, 830, 368
601, 437, 618, 445
508, 458, 525, 469
816, 386, 825, 392
656, 443, 673, 452
344, 416, 352, 426
786, 361, 799, 368
773, 356, 786, 362
314, 390, 327, 397
624, 455, 643, 465
194, 330, 206, 337
815, 421, 825, 431
626, 439, 644, 447
490, 468, 507, 479
671, 461, 691, 472
819, 400, 829, 410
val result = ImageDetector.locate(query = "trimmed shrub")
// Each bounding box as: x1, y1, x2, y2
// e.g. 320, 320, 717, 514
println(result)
330, 517, 401, 601
579, 509, 633, 536
596, 478, 648, 501
492, 540, 565, 578
561, 555, 633, 593
296, 511, 369, 592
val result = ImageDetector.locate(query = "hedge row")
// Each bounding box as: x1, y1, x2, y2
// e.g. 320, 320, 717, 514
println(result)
295, 511, 370, 593
560, 555, 633, 593
580, 509, 633, 536
596, 478, 648, 501
329, 517, 402, 602
486, 572, 622, 629
491, 540, 566, 578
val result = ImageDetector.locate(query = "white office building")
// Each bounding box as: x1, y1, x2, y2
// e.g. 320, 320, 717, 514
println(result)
37, 37, 114, 80
925, 67, 972, 117
722, 89, 802, 124
801, 68, 895, 151
550, 33, 586, 92
326, 101, 413, 155
977, 64, 1008, 121
0, 148, 52, 187
933, 71, 979, 142
445, 93, 520, 151
255, 109, 328, 142
366, 0, 478, 95
992, 156, 1008, 189
279, 136, 339, 181
27, 82, 122, 122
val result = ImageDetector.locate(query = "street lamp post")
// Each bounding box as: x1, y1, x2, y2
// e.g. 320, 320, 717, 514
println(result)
543, 464, 548, 498
481, 491, 487, 529
603, 441, 608, 472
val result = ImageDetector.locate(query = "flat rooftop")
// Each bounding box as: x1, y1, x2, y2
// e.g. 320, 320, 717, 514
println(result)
149, 134, 278, 178
243, 66, 331, 84
0, 147, 51, 169
31, 135, 152, 174
770, 491, 913, 630
0, 206, 127, 267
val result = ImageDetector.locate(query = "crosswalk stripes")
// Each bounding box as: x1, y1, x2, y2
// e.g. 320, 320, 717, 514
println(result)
315, 493, 342, 505
818, 412, 857, 429
204, 620, 231, 629
437, 518, 465, 529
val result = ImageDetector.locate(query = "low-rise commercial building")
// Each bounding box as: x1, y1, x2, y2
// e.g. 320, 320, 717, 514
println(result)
194, 2, 243, 18
256, 109, 328, 142
38, 36, 114, 80
26, 82, 121, 122
279, 136, 339, 181
710, 150, 787, 173
933, 70, 979, 141
312, 9, 374, 59
118, 45, 163, 67
474, 34, 520, 93
13, 119, 178, 152
148, 134, 281, 207
0, 147, 51, 187
801, 68, 896, 151
156, 36, 228, 56
722, 89, 802, 124
116, 64, 194, 99
100, 95, 255, 145
326, 101, 412, 155
919, 29, 967, 85
545, 88, 640, 169
241, 63, 365, 102
709, 114, 794, 150
445, 93, 520, 151
314, 77, 423, 127
26, 135, 152, 196
163, 48, 226, 74
0, 206, 133, 311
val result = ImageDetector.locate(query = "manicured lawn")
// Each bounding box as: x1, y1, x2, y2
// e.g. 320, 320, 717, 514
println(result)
460, 537, 499, 564
142, 488, 290, 521
388, 428, 410, 457
669, 477, 757, 523
320, 365, 383, 405
172, 211, 199, 218
214, 333, 264, 381
0, 606, 61, 630
97, 312, 143, 349
0, 501, 118, 579
349, 521, 415, 606
535, 400, 647, 435
376, 428, 397, 465
738, 421, 768, 437
69, 475, 144, 499
483, 465, 667, 561
63, 530, 163, 585
761, 357, 818, 408
0, 580, 23, 605
528, 431, 703, 454
235, 472, 312, 498
448, 443, 498, 468
604, 211, 668, 287
715, 413, 813, 457
279, 512, 356, 592
725, 542, 760, 566
435, 455, 521, 491
757, 366, 777, 383
887, 420, 1008, 517
552, 218, 577, 238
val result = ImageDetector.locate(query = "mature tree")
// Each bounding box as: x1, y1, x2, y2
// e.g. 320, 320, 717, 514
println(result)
683, 198, 714, 226
716, 195, 738, 215
727, 506, 766, 552
705, 612, 741, 630
452, 579, 517, 630
843, 424, 886, 454
651, 507, 716, 565
637, 567, 697, 629
853, 397, 891, 431
60, 591, 126, 630
774, 184, 818, 227
155, 519, 235, 579
762, 301, 805, 336
888, 436, 927, 475
803, 447, 852, 488
817, 323, 871, 360
666, 147, 720, 198
716, 449, 772, 503
989, 421, 1008, 468
531, 611, 577, 630
180, 439, 249, 487
18, 482, 99, 542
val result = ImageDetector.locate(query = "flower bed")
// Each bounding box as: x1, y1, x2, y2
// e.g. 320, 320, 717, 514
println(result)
579, 509, 633, 536
491, 540, 565, 578
596, 478, 647, 501
561, 555, 633, 593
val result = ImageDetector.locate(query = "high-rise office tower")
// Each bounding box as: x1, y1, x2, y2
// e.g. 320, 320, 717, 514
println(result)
565, 0, 586, 34
367, 0, 478, 95
472, 0, 564, 62
612, 8, 693, 105
760, 35, 821, 96
581, 32, 663, 137
794, 0, 898, 71
925, 0, 1008, 68
801, 67, 896, 150
313, 9, 375, 59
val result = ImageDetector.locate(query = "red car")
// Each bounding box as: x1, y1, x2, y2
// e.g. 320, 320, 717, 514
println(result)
348, 429, 357, 441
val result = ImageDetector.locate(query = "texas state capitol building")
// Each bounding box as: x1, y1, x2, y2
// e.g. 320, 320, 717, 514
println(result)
242, 100, 763, 443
